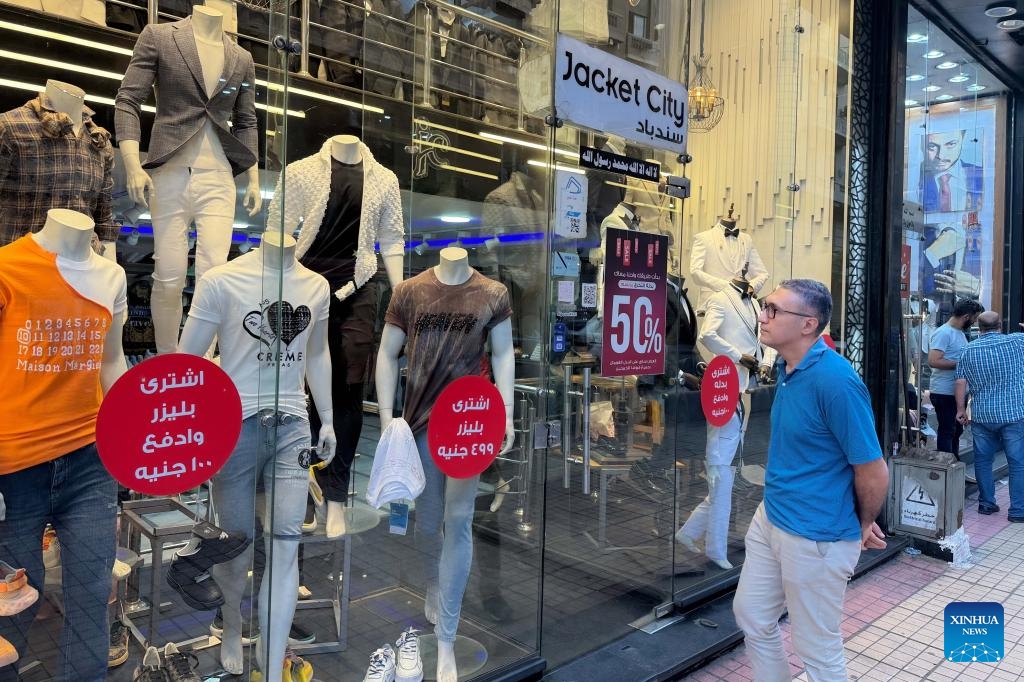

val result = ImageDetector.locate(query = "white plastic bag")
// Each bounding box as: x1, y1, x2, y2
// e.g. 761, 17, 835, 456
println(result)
366, 418, 425, 509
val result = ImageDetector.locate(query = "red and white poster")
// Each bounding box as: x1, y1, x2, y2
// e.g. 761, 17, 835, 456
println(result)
700, 355, 739, 427
601, 228, 669, 377
96, 354, 242, 495
427, 376, 505, 479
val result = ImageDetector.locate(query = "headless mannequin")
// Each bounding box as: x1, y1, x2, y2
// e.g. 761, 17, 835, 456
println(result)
320, 134, 403, 538
376, 247, 515, 682
178, 232, 336, 677
120, 6, 262, 353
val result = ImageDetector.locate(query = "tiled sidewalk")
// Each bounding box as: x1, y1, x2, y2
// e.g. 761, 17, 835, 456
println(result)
684, 481, 1023, 681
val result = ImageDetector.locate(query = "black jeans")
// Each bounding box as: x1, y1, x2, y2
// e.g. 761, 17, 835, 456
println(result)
931, 392, 962, 458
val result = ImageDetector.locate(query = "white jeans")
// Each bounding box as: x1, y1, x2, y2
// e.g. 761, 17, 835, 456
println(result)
150, 166, 236, 352
733, 504, 860, 682
679, 411, 741, 561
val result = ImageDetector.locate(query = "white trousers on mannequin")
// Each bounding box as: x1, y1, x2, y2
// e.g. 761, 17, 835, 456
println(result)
150, 166, 235, 353
679, 411, 741, 561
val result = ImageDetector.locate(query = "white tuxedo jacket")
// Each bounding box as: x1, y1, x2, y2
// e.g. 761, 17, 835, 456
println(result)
689, 223, 768, 311
697, 286, 771, 390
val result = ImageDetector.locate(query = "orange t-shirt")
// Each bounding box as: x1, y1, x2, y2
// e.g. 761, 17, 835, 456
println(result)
0, 235, 126, 474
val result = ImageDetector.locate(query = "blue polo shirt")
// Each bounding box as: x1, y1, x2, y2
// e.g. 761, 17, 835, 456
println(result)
764, 338, 883, 542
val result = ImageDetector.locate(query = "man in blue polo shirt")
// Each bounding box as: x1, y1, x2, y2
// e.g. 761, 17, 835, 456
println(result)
955, 310, 1024, 520
733, 279, 889, 681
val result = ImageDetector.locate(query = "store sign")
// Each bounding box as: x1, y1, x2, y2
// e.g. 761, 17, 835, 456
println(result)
554, 170, 588, 239
900, 244, 912, 298
579, 146, 661, 182
96, 354, 242, 495
555, 34, 688, 152
427, 376, 506, 479
700, 355, 739, 427
601, 228, 668, 377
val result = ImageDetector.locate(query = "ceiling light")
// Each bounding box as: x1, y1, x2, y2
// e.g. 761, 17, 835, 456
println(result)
922, 85, 942, 92
936, 61, 959, 70
984, 2, 1017, 18
966, 84, 986, 91
923, 50, 946, 59
439, 215, 472, 224
997, 17, 1024, 29
949, 74, 971, 83
907, 33, 928, 43
905, 99, 920, 107
935, 94, 955, 101
907, 74, 925, 81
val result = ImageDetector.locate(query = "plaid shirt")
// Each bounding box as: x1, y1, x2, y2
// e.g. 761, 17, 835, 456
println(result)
0, 95, 117, 245
956, 332, 1024, 424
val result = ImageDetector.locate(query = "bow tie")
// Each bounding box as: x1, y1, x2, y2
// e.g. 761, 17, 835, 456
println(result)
723, 226, 739, 238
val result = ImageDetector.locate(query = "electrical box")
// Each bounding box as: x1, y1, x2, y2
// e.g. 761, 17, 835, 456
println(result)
890, 457, 965, 540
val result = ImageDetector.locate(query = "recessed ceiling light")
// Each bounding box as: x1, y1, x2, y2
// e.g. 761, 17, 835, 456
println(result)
966, 84, 986, 91
905, 99, 919, 106
985, 2, 1017, 18
936, 61, 959, 70
922, 85, 942, 92
997, 18, 1024, 29
935, 94, 954, 101
949, 74, 971, 83
439, 215, 472, 224
923, 50, 946, 59
907, 33, 928, 43
907, 74, 926, 81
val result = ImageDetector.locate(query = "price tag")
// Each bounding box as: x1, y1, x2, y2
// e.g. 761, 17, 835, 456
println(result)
700, 355, 739, 427
600, 228, 669, 377
427, 376, 506, 478
96, 354, 242, 495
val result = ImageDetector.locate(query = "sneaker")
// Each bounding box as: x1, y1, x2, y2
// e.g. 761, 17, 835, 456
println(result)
362, 644, 396, 682
0, 561, 38, 617
289, 622, 316, 645
42, 528, 60, 570
113, 558, 133, 581
162, 642, 201, 682
132, 645, 168, 682
108, 618, 130, 668
302, 504, 317, 534
286, 651, 314, 682
394, 628, 423, 682
209, 610, 259, 645
0, 635, 17, 667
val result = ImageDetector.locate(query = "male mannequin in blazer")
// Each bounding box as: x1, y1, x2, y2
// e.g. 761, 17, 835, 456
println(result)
676, 277, 771, 569
689, 206, 768, 314
115, 5, 261, 354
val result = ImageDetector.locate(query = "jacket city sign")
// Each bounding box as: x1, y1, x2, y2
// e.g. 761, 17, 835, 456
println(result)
556, 34, 688, 153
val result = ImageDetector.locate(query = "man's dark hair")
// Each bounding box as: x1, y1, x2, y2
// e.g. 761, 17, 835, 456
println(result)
952, 299, 984, 318
778, 279, 832, 334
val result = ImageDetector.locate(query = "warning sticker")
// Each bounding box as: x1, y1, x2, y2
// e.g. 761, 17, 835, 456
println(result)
900, 475, 938, 531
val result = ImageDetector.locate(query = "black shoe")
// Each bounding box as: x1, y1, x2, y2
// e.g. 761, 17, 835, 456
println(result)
1008, 516, 1024, 523
162, 643, 201, 682
166, 560, 224, 612
289, 622, 316, 645
979, 505, 1000, 515
174, 522, 250, 573
209, 610, 259, 644
480, 594, 513, 622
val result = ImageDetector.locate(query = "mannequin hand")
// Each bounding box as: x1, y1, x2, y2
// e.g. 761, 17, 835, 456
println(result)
316, 425, 337, 466
500, 419, 515, 455
934, 269, 981, 298
379, 411, 393, 433
243, 180, 263, 217
738, 354, 758, 371
125, 167, 153, 208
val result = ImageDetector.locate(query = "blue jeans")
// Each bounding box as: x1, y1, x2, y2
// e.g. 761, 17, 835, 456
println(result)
972, 420, 1024, 517
0, 443, 117, 682
413, 431, 480, 643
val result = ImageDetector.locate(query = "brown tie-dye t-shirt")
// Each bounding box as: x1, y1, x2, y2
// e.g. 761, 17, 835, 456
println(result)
384, 267, 512, 433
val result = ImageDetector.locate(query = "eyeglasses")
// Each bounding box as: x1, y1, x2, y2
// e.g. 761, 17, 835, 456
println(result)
761, 302, 817, 320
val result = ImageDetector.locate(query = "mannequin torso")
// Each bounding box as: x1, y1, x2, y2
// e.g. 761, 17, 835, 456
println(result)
330, 135, 361, 164
434, 246, 471, 285
45, 81, 85, 137
31, 209, 94, 262
260, 232, 297, 270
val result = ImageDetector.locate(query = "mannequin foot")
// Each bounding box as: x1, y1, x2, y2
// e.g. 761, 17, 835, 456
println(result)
437, 639, 458, 682
219, 609, 244, 675
325, 501, 347, 538
424, 584, 439, 625
710, 557, 734, 570
490, 477, 509, 513
674, 529, 699, 553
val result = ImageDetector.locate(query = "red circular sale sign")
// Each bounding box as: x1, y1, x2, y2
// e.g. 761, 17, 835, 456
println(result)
700, 355, 740, 427
96, 354, 242, 495
427, 376, 506, 479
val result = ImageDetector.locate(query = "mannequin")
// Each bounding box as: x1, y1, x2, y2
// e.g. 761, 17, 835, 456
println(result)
689, 204, 769, 313
676, 278, 767, 569
0, 208, 127, 680
178, 231, 335, 677
0, 81, 118, 257
267, 134, 404, 538
116, 5, 262, 354
376, 247, 515, 682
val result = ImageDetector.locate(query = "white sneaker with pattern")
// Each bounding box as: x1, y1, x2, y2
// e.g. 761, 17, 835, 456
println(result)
362, 644, 396, 682
395, 628, 423, 682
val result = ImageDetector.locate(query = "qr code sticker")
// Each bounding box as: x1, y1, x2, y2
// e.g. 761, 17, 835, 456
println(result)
581, 283, 598, 309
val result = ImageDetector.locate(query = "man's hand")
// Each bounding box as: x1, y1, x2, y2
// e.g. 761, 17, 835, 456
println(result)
861, 522, 886, 551
956, 409, 969, 425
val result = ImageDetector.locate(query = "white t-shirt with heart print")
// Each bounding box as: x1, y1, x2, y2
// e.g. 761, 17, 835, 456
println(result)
188, 250, 330, 418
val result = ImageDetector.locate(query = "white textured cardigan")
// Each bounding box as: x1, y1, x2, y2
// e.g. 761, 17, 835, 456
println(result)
267, 139, 405, 300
